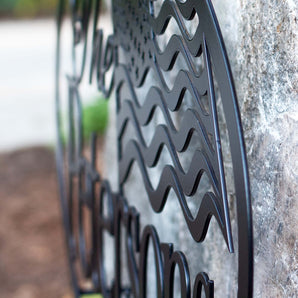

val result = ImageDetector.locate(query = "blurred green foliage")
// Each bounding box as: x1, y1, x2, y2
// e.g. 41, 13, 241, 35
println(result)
0, 0, 107, 18
0, 0, 58, 18
61, 96, 109, 145
82, 98, 109, 140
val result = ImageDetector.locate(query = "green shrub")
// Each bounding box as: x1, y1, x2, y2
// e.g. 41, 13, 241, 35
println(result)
0, 0, 107, 18
0, 0, 18, 12
61, 96, 109, 145
0, 0, 58, 18
14, 0, 38, 18
82, 97, 109, 140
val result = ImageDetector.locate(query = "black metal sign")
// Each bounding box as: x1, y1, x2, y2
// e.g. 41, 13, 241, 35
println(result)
55, 0, 253, 297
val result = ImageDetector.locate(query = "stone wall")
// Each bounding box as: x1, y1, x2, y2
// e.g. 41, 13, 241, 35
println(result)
213, 0, 297, 296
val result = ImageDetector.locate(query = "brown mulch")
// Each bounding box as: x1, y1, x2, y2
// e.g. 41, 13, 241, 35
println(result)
0, 147, 72, 297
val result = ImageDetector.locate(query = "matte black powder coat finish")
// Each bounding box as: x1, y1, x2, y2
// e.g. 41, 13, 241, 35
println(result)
55, 0, 253, 297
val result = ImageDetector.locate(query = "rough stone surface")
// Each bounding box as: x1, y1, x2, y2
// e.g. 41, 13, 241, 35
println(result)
103, 0, 298, 296
213, 0, 298, 296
